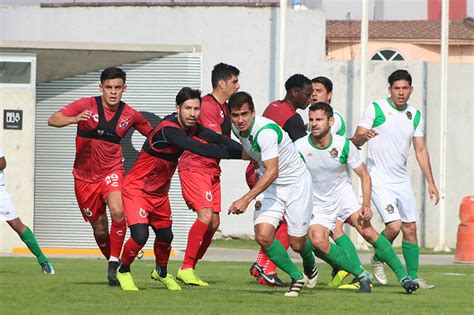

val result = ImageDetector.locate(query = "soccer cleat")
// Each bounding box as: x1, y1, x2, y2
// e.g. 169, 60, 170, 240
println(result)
107, 261, 120, 286
371, 255, 388, 285
304, 263, 319, 288
249, 262, 263, 278
40, 261, 55, 275
414, 278, 435, 289
116, 271, 139, 291
176, 268, 209, 287
338, 278, 360, 290
284, 274, 308, 297
401, 277, 420, 294
257, 272, 288, 287
151, 269, 182, 291
137, 249, 145, 260
328, 269, 349, 287
357, 270, 373, 293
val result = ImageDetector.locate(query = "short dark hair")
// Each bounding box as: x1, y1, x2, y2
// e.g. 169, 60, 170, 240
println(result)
176, 87, 202, 106
311, 76, 333, 93
309, 102, 333, 119
211, 63, 240, 88
228, 91, 255, 112
388, 69, 412, 86
100, 67, 126, 84
285, 74, 311, 92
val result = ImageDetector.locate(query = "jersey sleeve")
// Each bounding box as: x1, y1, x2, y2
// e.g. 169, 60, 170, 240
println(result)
331, 114, 342, 135
283, 114, 307, 141
347, 141, 363, 169
358, 103, 376, 129
60, 97, 92, 116
256, 129, 279, 161
413, 110, 424, 137
132, 109, 153, 136
198, 103, 222, 133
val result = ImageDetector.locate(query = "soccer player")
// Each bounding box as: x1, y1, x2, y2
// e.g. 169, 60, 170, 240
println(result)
228, 91, 318, 297
177, 63, 240, 285
116, 87, 243, 291
296, 102, 419, 294
0, 148, 54, 274
352, 69, 439, 289
248, 74, 313, 287
47, 67, 152, 285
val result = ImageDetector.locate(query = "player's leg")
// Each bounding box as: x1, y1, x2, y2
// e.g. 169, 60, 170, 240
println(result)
327, 220, 351, 287
89, 214, 111, 259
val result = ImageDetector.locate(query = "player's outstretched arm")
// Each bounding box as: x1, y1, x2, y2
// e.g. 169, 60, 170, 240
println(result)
353, 163, 372, 221
351, 126, 378, 149
413, 137, 440, 205
195, 125, 243, 150
163, 126, 242, 160
47, 110, 93, 128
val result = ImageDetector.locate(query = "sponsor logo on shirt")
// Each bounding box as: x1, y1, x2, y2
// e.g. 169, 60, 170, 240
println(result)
97, 129, 104, 136
205, 191, 213, 202
406, 111, 412, 120
330, 148, 338, 158
385, 204, 395, 214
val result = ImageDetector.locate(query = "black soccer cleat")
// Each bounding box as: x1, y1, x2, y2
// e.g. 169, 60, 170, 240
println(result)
401, 277, 420, 294
257, 272, 288, 287
107, 261, 120, 286
249, 262, 263, 278
357, 270, 373, 293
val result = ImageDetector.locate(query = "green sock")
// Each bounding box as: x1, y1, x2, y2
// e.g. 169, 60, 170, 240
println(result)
313, 247, 340, 270
300, 239, 316, 273
335, 234, 362, 266
263, 239, 303, 280
316, 243, 365, 277
373, 234, 407, 281
402, 241, 419, 279
20, 227, 48, 264
373, 230, 391, 262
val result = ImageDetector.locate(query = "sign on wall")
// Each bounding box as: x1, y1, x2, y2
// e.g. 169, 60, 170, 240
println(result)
3, 109, 23, 130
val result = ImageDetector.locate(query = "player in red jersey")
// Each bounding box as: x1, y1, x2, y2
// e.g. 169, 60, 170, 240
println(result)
47, 67, 152, 286
177, 63, 240, 284
116, 87, 243, 291
248, 74, 313, 287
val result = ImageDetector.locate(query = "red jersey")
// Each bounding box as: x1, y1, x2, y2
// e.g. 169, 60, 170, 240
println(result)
178, 94, 231, 176
262, 100, 298, 128
60, 96, 152, 182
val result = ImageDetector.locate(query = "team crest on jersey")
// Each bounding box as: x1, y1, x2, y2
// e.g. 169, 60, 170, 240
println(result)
83, 208, 93, 217
405, 111, 412, 120
97, 129, 104, 136
248, 135, 254, 143
255, 200, 262, 211
93, 114, 99, 122
139, 208, 147, 218
385, 204, 395, 214
330, 148, 338, 158
119, 119, 129, 128
205, 191, 213, 202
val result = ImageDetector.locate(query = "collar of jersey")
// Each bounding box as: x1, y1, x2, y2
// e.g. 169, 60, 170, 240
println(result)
308, 133, 332, 150
239, 117, 256, 138
387, 97, 408, 112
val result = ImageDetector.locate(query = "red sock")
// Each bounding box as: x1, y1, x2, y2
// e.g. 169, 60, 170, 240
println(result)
194, 228, 215, 268
256, 249, 268, 267
155, 240, 171, 267
182, 220, 208, 270
94, 234, 110, 260
121, 237, 144, 267
110, 219, 126, 259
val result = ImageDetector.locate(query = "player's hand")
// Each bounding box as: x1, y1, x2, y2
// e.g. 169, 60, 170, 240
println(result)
428, 184, 440, 205
228, 197, 251, 215
358, 205, 372, 221
72, 110, 93, 123
365, 129, 379, 141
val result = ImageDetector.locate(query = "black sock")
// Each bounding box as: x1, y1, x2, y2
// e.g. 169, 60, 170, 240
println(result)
157, 265, 167, 278
119, 264, 130, 273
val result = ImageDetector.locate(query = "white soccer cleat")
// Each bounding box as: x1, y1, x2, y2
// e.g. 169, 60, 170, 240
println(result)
284, 274, 308, 297
414, 278, 435, 289
371, 256, 388, 285
304, 263, 319, 289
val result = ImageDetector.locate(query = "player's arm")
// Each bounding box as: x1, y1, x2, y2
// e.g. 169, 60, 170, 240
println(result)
0, 156, 6, 170
351, 126, 379, 149
228, 157, 278, 215
133, 110, 153, 136
413, 137, 439, 205
47, 110, 93, 127
283, 114, 307, 141
352, 163, 372, 221
162, 126, 242, 159
195, 125, 243, 150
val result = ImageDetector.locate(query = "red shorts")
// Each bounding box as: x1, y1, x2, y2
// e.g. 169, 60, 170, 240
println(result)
74, 170, 123, 222
179, 169, 221, 212
122, 191, 172, 230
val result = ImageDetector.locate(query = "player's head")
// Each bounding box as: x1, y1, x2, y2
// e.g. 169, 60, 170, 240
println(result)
99, 67, 127, 108
228, 91, 255, 135
308, 102, 334, 139
211, 62, 240, 100
285, 74, 312, 110
311, 76, 333, 104
176, 87, 202, 129
388, 69, 413, 108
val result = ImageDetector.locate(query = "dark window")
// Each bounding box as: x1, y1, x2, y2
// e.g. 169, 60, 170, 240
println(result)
0, 62, 31, 84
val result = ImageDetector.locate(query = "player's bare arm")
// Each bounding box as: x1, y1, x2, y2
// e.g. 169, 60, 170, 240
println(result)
48, 110, 93, 127
413, 137, 440, 205
353, 163, 372, 221
0, 156, 6, 170
351, 126, 379, 149
228, 157, 278, 215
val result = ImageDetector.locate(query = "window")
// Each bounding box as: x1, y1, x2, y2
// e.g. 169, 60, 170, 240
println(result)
0, 62, 32, 84
371, 49, 405, 61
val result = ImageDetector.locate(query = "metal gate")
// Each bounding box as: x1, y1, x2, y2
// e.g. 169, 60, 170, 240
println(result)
34, 53, 201, 250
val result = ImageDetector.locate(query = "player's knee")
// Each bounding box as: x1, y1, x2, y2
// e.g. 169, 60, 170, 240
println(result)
196, 208, 213, 224
210, 217, 220, 232
130, 224, 149, 245
311, 237, 328, 252
288, 238, 306, 252
385, 221, 402, 240
255, 233, 273, 249
153, 226, 174, 244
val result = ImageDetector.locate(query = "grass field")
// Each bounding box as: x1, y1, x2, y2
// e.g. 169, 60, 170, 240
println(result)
1, 256, 473, 314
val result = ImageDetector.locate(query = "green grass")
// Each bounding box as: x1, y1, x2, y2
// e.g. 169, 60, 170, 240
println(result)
1, 257, 473, 314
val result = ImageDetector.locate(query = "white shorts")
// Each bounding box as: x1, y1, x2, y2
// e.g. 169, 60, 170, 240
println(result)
310, 183, 359, 232
371, 180, 417, 223
0, 191, 18, 221
254, 171, 312, 237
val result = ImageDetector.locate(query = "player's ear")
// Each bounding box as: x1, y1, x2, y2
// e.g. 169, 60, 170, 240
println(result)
123, 85, 128, 93
99, 83, 104, 93
329, 116, 335, 127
